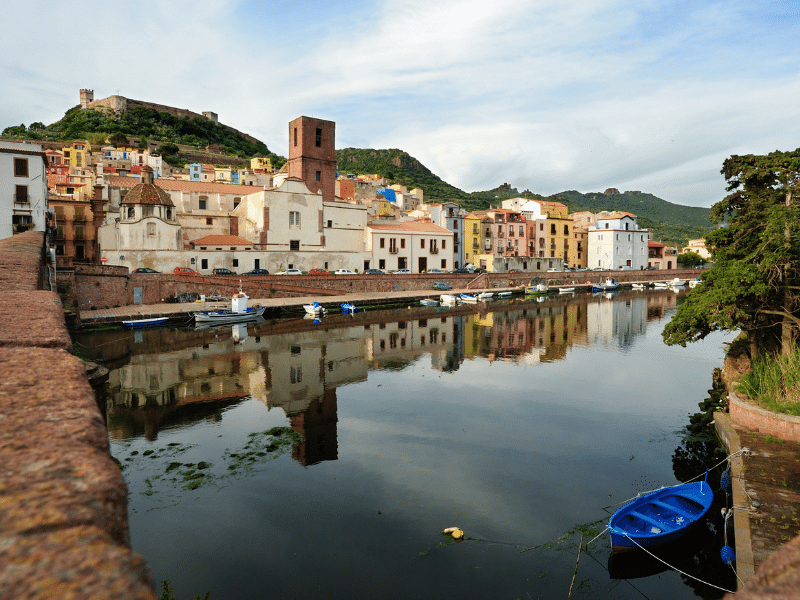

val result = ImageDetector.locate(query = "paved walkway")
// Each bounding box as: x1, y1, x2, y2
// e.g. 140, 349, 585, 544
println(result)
78, 286, 514, 325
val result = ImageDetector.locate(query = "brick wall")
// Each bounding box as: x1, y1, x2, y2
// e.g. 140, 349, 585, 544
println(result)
0, 231, 156, 599
728, 390, 800, 443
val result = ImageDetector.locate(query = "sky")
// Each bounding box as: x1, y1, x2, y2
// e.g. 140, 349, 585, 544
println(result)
2, 0, 799, 208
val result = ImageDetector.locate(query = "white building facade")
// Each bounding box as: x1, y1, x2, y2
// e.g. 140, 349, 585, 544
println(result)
366, 221, 454, 273
587, 213, 651, 270
0, 140, 49, 240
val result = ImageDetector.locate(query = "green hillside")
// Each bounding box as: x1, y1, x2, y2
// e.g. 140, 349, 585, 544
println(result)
336, 148, 466, 198
334, 148, 713, 245
2, 105, 285, 169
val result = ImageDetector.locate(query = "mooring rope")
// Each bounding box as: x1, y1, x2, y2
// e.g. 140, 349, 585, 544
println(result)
622, 534, 736, 594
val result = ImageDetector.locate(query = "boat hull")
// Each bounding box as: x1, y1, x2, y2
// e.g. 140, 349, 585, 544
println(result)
608, 481, 713, 553
122, 317, 168, 329
193, 306, 266, 324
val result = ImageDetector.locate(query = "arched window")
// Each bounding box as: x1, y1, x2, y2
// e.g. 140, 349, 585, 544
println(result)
127, 206, 135, 219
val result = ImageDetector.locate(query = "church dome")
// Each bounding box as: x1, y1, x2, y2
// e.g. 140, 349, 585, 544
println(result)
122, 166, 174, 206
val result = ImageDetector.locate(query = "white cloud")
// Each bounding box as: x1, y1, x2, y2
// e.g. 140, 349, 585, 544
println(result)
2, 0, 798, 207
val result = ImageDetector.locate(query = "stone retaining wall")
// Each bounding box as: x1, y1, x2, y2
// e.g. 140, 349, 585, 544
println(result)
0, 232, 156, 599
728, 390, 800, 443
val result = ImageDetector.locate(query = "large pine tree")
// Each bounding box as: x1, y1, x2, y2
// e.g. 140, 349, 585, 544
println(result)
663, 149, 800, 358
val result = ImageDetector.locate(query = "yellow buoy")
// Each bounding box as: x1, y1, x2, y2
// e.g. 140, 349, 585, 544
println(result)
451, 528, 464, 539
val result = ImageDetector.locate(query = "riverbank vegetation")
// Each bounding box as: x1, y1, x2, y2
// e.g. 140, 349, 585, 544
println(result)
664, 148, 800, 413
737, 346, 800, 416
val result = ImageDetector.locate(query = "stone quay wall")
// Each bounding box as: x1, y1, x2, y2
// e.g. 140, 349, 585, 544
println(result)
0, 232, 156, 599
65, 267, 705, 312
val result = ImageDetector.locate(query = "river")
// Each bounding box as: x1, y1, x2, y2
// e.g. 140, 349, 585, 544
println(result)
76, 288, 738, 600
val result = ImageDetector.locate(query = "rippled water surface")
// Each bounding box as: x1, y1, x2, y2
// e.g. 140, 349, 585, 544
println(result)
78, 289, 739, 599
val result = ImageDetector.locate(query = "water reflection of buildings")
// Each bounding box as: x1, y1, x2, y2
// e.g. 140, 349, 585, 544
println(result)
105, 291, 680, 463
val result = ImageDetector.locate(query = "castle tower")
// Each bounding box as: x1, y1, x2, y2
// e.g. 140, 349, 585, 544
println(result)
80, 89, 94, 108
286, 116, 336, 203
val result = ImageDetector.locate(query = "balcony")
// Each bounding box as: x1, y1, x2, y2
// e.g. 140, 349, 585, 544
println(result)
430, 248, 439, 254
389, 248, 398, 254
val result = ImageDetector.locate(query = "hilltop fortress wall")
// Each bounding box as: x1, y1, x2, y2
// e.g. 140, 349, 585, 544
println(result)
79, 89, 261, 146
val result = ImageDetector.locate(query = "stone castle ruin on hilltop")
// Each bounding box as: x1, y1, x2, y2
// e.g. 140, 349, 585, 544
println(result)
78, 89, 261, 146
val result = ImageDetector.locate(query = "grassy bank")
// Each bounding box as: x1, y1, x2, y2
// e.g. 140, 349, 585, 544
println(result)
737, 345, 800, 416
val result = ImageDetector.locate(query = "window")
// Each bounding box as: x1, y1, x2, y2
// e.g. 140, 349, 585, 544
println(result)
441, 259, 447, 269
127, 207, 135, 219
290, 240, 300, 251
290, 211, 301, 227
315, 128, 322, 147
400, 238, 406, 249
15, 185, 28, 203
201, 259, 208, 269
420, 239, 425, 249
551, 224, 556, 235
233, 259, 239, 268
564, 225, 569, 235
442, 240, 446, 249
519, 225, 524, 236
75, 226, 84, 240
147, 223, 156, 236
14, 158, 28, 177
199, 197, 207, 210
206, 217, 213, 225
380, 237, 385, 248
294, 127, 298, 146
143, 206, 154, 217
379, 259, 385, 269
540, 223, 544, 231
233, 197, 240, 209
315, 171, 321, 181
327, 220, 332, 228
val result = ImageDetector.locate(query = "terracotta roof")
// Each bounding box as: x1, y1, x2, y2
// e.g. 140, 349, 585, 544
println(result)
368, 221, 452, 234
190, 235, 254, 246
123, 182, 174, 206
107, 176, 259, 195
648, 241, 666, 247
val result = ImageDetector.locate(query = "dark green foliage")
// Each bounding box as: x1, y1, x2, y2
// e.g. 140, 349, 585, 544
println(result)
336, 147, 466, 199
664, 149, 800, 356
677, 251, 706, 267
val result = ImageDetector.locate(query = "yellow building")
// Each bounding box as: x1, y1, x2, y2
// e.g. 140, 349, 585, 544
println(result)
250, 157, 273, 172
61, 140, 90, 169
464, 211, 491, 267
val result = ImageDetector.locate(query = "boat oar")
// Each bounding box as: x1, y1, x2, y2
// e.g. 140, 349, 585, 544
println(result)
568, 533, 583, 597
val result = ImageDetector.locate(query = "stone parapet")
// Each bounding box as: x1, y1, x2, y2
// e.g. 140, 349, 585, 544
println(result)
0, 232, 156, 599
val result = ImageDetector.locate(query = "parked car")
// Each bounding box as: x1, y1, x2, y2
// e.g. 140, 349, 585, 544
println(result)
451, 268, 470, 274
308, 268, 329, 275
132, 268, 159, 273
508, 269, 522, 274
173, 267, 200, 276
645, 266, 658, 270
364, 269, 385, 275
547, 268, 562, 272
334, 268, 356, 275
212, 268, 236, 276
427, 268, 447, 274
391, 269, 411, 275
592, 267, 605, 271
243, 268, 270, 275
276, 268, 303, 275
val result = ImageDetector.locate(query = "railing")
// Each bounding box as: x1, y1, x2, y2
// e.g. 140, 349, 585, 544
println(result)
389, 248, 398, 254
430, 248, 439, 254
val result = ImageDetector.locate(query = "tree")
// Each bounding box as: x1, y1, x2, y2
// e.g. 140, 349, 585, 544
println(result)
663, 149, 800, 358
108, 132, 129, 147
676, 251, 705, 268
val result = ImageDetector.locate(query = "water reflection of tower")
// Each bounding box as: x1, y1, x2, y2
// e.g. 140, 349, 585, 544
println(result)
431, 315, 465, 372
289, 388, 338, 466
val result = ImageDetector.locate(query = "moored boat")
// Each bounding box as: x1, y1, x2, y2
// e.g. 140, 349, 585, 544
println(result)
304, 302, 327, 315
477, 291, 494, 301
670, 278, 687, 287
459, 293, 477, 303
558, 287, 575, 294
440, 294, 459, 304
122, 316, 169, 329
653, 281, 669, 289
525, 283, 549, 296
591, 278, 620, 292
193, 292, 266, 324
632, 283, 646, 290
688, 277, 702, 288
419, 298, 438, 306
496, 291, 513, 298
608, 476, 714, 553
340, 302, 357, 314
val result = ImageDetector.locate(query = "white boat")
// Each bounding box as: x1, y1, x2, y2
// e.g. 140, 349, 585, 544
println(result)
525, 284, 549, 295
688, 277, 702, 288
592, 278, 620, 292
419, 298, 438, 306
304, 301, 327, 315
558, 287, 575, 294
122, 316, 168, 329
477, 291, 494, 301
670, 278, 687, 287
459, 293, 478, 304
193, 291, 266, 324
653, 281, 669, 289
496, 291, 513, 298
632, 283, 646, 290
440, 294, 459, 304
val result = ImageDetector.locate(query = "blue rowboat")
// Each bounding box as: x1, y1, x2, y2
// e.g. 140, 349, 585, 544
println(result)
340, 302, 357, 314
608, 476, 713, 553
122, 316, 168, 329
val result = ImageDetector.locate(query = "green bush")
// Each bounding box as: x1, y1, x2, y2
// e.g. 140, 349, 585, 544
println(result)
737, 346, 800, 415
